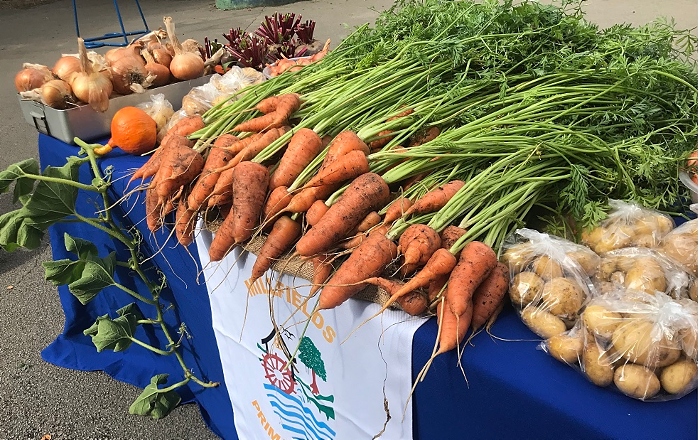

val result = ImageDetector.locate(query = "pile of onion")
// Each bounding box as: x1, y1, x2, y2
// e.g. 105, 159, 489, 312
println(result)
72, 37, 113, 112
164, 16, 204, 81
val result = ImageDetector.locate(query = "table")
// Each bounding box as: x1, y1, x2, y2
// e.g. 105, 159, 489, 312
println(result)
38, 133, 698, 440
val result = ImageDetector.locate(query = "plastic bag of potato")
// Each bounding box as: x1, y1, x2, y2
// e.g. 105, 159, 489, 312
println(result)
542, 289, 698, 401
594, 247, 694, 300
656, 218, 698, 279
503, 229, 600, 339
581, 199, 675, 254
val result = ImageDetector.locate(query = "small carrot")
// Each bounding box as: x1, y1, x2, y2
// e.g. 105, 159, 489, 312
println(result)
295, 173, 391, 257
207, 166, 236, 208
397, 290, 429, 316
255, 95, 280, 114
404, 180, 465, 217
321, 131, 370, 169
285, 183, 340, 214
231, 126, 290, 165
368, 129, 395, 151
355, 211, 381, 233
306, 199, 329, 227
152, 136, 205, 204
166, 114, 205, 137
250, 215, 302, 283
445, 241, 498, 318
230, 161, 270, 243
187, 136, 239, 208
145, 185, 162, 232
341, 231, 365, 250
233, 94, 300, 132
317, 231, 398, 310
383, 197, 413, 225
130, 134, 193, 184
428, 273, 450, 302
303, 149, 369, 189
262, 185, 294, 223
309, 254, 333, 296
470, 262, 509, 332
398, 224, 442, 267
269, 128, 323, 190
436, 298, 472, 355
175, 198, 198, 246
440, 225, 468, 250
408, 126, 440, 147
209, 207, 237, 261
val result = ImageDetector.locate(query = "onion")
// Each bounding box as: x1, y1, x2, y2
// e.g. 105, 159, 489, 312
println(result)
40, 79, 75, 109
110, 55, 151, 95
141, 49, 171, 87
72, 37, 113, 112
105, 43, 144, 66
53, 56, 82, 84
14, 63, 54, 92
149, 44, 173, 67
163, 16, 204, 81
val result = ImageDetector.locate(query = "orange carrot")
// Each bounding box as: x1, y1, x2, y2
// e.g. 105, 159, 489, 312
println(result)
400, 171, 429, 192
309, 254, 333, 296
130, 134, 193, 183
152, 136, 205, 204
175, 198, 198, 246
397, 290, 429, 316
321, 131, 370, 169
383, 197, 413, 225
295, 173, 391, 257
255, 95, 280, 114
269, 128, 323, 190
404, 180, 465, 217
233, 93, 300, 132
145, 185, 161, 232
231, 126, 289, 165
318, 231, 397, 310
470, 262, 509, 331
262, 185, 293, 223
187, 137, 239, 208
368, 129, 395, 151
428, 273, 450, 302
309, 39, 331, 62
436, 298, 472, 355
208, 207, 237, 261
303, 149, 369, 189
408, 126, 440, 146
445, 241, 498, 318
440, 225, 468, 250
207, 166, 236, 208
230, 161, 270, 243
341, 231, 365, 250
355, 211, 381, 233
285, 183, 340, 214
166, 114, 205, 137
306, 199, 329, 227
398, 224, 442, 266
250, 215, 302, 282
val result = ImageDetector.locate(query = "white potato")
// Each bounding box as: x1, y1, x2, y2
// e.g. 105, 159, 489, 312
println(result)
582, 341, 614, 387
540, 277, 584, 320
614, 364, 661, 400
582, 304, 622, 340
546, 333, 584, 364
521, 305, 567, 339
509, 271, 544, 307
611, 319, 681, 368
660, 359, 698, 395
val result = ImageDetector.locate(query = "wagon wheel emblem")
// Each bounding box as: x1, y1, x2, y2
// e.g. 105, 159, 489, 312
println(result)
262, 352, 295, 394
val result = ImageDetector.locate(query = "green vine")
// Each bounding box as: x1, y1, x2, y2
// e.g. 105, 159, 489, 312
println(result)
0, 138, 218, 419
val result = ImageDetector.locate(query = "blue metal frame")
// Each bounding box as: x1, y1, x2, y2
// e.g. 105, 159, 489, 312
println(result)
72, 0, 150, 48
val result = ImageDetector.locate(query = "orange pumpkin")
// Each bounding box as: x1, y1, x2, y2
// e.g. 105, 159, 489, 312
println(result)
107, 106, 157, 155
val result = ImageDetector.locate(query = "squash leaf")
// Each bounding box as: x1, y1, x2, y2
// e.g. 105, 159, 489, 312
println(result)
0, 158, 39, 199
129, 374, 182, 419
23, 157, 83, 228
67, 253, 117, 305
83, 303, 144, 352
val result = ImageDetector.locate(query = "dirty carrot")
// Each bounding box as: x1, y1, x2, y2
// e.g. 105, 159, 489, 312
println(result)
250, 215, 302, 283
303, 149, 369, 189
470, 262, 509, 332
175, 197, 198, 246
404, 180, 465, 217
440, 225, 468, 250
187, 136, 239, 208
445, 240, 498, 318
232, 93, 300, 132
306, 199, 329, 227
383, 197, 413, 225
230, 161, 270, 243
269, 128, 323, 190
321, 131, 370, 169
309, 254, 333, 297
398, 223, 442, 267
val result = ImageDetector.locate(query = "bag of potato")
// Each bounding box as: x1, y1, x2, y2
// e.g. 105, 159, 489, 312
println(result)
581, 199, 675, 254
656, 218, 698, 278
594, 247, 694, 300
503, 229, 600, 339
136, 93, 175, 143
548, 289, 698, 401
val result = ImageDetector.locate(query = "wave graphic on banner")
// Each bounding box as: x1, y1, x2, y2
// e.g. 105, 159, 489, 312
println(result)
264, 383, 336, 440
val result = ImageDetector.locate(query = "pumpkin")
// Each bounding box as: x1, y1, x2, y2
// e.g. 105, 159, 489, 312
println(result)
107, 106, 157, 155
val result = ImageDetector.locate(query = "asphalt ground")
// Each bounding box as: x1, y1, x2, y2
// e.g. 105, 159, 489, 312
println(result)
0, 1, 697, 439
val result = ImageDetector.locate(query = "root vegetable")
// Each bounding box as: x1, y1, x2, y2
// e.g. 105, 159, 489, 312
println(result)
509, 271, 544, 307
404, 180, 465, 217
269, 128, 323, 190
470, 262, 510, 331
582, 341, 615, 387
445, 240, 498, 318
398, 224, 441, 267
250, 216, 302, 282
614, 364, 661, 400
660, 359, 698, 395
521, 305, 566, 339
546, 333, 584, 364
539, 277, 584, 321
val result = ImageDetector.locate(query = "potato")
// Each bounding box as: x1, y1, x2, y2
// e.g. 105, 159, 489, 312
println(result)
509, 271, 544, 307
678, 327, 698, 359
502, 243, 534, 273
611, 319, 682, 368
521, 305, 567, 339
582, 341, 615, 387
582, 304, 622, 339
689, 278, 698, 302
623, 262, 666, 295
581, 226, 604, 248
566, 249, 600, 277
594, 228, 632, 254
546, 333, 584, 364
659, 225, 698, 275
595, 258, 620, 282
660, 359, 698, 395
614, 364, 661, 400
530, 255, 564, 280
539, 277, 584, 320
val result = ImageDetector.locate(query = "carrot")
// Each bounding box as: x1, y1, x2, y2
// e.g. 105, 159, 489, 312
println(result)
321, 131, 370, 169
309, 39, 331, 62
250, 215, 302, 282
152, 136, 205, 204
398, 224, 442, 267
230, 161, 270, 243
440, 225, 468, 250
233, 93, 300, 132
187, 136, 239, 208
207, 166, 236, 208
255, 95, 280, 114
397, 290, 429, 316
130, 134, 193, 183
231, 126, 290, 165
263, 185, 294, 223
285, 183, 340, 214
383, 197, 413, 225
208, 207, 237, 261
470, 262, 509, 331
309, 254, 333, 296
306, 199, 329, 227
295, 173, 391, 257
269, 128, 323, 190
145, 185, 161, 232
445, 240, 498, 318
408, 126, 441, 147
166, 114, 205, 137
428, 273, 450, 302
317, 231, 398, 310
436, 298, 472, 355
400, 171, 429, 192
303, 149, 369, 189
404, 180, 465, 217
368, 129, 395, 151
365, 276, 405, 297
341, 231, 365, 250
175, 198, 198, 246
355, 211, 381, 233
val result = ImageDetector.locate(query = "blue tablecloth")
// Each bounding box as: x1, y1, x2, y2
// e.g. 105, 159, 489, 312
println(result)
38, 133, 698, 440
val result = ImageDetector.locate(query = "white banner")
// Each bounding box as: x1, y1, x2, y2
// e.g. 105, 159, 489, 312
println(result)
196, 230, 427, 440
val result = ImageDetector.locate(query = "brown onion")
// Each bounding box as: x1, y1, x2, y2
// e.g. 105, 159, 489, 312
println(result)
72, 37, 113, 112
141, 49, 171, 87
110, 55, 151, 95
15, 64, 54, 92
40, 79, 75, 109
105, 43, 144, 66
52, 56, 82, 84
151, 46, 173, 68
163, 17, 204, 81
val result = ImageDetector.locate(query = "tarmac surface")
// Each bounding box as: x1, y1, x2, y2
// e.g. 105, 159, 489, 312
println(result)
0, 0, 697, 439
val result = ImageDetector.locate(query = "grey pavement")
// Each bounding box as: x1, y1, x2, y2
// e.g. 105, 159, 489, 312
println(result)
0, 1, 697, 439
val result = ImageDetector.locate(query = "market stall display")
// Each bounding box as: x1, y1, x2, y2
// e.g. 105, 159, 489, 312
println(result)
0, 0, 698, 437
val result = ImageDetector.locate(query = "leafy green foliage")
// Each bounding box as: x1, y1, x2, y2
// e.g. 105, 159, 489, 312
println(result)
43, 233, 116, 305
128, 374, 182, 420
83, 303, 145, 352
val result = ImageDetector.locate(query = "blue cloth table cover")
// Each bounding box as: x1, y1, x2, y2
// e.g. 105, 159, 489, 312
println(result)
37, 133, 698, 440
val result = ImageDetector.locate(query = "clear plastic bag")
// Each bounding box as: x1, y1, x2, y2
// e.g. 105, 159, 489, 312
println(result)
542, 289, 698, 401
656, 218, 698, 278
503, 229, 600, 338
181, 81, 221, 116
136, 93, 174, 143
581, 199, 675, 254
595, 247, 693, 300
